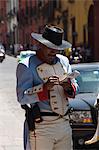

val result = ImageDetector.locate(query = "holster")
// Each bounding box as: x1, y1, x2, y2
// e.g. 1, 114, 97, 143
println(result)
21, 103, 42, 131
25, 108, 35, 131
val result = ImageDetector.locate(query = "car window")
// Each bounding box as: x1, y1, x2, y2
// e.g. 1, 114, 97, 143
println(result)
76, 69, 99, 93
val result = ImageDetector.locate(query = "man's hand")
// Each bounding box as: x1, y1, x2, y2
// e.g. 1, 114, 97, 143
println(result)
59, 79, 73, 93
60, 79, 75, 97
59, 80, 72, 90
44, 76, 59, 90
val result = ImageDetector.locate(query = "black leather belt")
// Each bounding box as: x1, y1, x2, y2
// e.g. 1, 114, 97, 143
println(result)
41, 111, 68, 116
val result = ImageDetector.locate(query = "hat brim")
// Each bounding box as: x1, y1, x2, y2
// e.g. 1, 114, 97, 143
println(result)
31, 33, 72, 50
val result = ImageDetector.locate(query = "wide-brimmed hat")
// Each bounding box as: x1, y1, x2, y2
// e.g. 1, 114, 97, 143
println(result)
31, 25, 72, 50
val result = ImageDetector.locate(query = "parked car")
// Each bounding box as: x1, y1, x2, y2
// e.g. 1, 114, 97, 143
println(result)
0, 43, 5, 62
69, 62, 99, 149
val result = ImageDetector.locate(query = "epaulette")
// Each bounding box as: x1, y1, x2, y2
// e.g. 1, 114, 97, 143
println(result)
18, 56, 31, 68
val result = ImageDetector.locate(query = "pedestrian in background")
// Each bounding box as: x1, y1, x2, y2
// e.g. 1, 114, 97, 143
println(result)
64, 47, 72, 60
16, 25, 78, 150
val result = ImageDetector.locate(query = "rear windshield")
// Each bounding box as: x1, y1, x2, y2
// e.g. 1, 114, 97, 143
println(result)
76, 69, 99, 93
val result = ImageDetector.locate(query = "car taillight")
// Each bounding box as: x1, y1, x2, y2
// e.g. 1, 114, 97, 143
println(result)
83, 118, 92, 123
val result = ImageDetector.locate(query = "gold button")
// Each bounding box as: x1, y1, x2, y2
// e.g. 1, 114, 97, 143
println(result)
50, 89, 54, 91
54, 107, 58, 110
51, 95, 56, 98
63, 72, 67, 75
53, 101, 57, 104
40, 69, 43, 72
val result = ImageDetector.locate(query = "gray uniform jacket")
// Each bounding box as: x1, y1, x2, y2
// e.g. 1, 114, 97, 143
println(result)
16, 54, 78, 114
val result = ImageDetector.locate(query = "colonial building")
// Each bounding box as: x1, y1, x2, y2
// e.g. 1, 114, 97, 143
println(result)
0, 0, 7, 45
93, 0, 99, 61
17, 0, 59, 45
54, 0, 94, 60
0, 0, 99, 61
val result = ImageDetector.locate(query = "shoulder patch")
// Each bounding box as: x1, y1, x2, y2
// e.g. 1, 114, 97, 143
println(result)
18, 56, 30, 67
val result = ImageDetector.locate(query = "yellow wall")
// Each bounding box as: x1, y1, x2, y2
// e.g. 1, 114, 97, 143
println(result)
54, 0, 93, 46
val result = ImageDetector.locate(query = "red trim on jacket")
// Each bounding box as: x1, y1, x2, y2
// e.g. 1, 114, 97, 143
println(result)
64, 79, 76, 98
37, 85, 48, 101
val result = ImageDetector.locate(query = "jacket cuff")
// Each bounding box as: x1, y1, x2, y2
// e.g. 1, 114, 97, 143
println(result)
24, 84, 48, 101
24, 84, 43, 95
64, 83, 76, 98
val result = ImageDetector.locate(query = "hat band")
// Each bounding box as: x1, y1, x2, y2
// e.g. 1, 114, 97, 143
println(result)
42, 26, 63, 46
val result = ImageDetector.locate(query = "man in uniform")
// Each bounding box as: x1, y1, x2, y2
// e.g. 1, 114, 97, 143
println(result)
16, 25, 78, 150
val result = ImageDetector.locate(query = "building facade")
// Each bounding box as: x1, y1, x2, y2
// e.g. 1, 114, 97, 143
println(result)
54, 0, 93, 60
17, 0, 59, 46
93, 0, 99, 61
0, 0, 99, 61
0, 0, 7, 46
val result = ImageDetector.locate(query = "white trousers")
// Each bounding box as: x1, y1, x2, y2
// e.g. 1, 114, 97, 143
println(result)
29, 116, 73, 150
